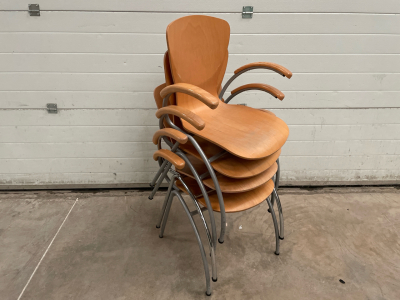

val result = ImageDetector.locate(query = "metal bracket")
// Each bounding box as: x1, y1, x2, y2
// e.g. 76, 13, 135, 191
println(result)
28, 4, 40, 16
46, 103, 57, 114
242, 6, 253, 19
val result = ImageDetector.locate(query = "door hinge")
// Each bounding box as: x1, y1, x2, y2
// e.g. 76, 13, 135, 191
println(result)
46, 103, 57, 114
28, 4, 40, 16
242, 6, 253, 19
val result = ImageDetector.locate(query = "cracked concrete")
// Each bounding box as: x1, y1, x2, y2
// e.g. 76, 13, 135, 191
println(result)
0, 187, 399, 299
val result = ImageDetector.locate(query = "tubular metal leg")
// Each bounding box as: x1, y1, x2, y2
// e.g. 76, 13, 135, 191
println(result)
275, 158, 280, 190
176, 174, 217, 282
159, 192, 174, 238
268, 188, 275, 213
156, 175, 176, 228
150, 159, 168, 187
273, 188, 284, 240
176, 152, 217, 247
269, 160, 280, 212
186, 136, 226, 244
149, 162, 171, 200
266, 196, 280, 255
169, 191, 212, 295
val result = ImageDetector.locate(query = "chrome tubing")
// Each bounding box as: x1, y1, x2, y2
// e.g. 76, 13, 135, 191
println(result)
273, 188, 284, 240
266, 196, 280, 255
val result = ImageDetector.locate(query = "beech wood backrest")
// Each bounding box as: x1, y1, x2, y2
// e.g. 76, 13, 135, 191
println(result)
166, 15, 230, 111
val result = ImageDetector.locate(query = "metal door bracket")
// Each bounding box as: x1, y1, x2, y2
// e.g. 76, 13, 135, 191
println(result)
28, 4, 40, 16
46, 103, 57, 113
242, 6, 253, 19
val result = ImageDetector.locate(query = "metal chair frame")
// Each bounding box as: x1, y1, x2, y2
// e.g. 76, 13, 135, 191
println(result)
149, 99, 285, 295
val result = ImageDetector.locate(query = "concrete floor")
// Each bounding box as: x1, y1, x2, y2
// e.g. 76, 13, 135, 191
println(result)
0, 187, 399, 300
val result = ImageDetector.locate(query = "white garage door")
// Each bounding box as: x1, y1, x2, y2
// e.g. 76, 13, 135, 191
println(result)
1, 1, 399, 189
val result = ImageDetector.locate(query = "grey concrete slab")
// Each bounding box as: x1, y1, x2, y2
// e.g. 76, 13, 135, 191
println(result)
14, 187, 400, 300
0, 191, 75, 299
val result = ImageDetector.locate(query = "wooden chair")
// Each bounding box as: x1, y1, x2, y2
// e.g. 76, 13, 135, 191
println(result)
163, 15, 291, 160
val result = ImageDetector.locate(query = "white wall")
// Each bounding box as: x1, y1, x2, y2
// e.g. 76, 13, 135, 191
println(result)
0, 1, 399, 188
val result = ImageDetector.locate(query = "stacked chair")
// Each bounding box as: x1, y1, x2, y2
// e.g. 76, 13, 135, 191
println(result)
148, 15, 292, 296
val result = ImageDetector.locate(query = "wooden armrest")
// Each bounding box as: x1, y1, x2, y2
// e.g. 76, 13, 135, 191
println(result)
154, 83, 167, 109
152, 128, 188, 145
153, 149, 185, 170
160, 83, 219, 109
234, 62, 292, 79
155, 105, 205, 130
231, 83, 285, 100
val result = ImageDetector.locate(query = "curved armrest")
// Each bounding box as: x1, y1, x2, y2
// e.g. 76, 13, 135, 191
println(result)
155, 106, 205, 131
153, 149, 185, 170
152, 128, 188, 145
226, 83, 285, 103
219, 62, 292, 99
234, 62, 292, 79
160, 83, 219, 109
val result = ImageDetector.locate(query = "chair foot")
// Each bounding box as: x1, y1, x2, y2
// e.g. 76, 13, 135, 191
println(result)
156, 225, 160, 228
148, 196, 153, 200
279, 236, 284, 240
159, 234, 163, 238
206, 292, 212, 296
274, 251, 280, 255
212, 277, 218, 282
268, 208, 271, 213
218, 238, 224, 244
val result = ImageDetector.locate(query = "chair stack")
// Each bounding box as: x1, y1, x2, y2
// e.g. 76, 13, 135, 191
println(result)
149, 15, 292, 296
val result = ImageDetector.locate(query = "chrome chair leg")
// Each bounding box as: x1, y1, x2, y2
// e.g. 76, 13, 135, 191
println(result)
156, 175, 175, 228
175, 175, 217, 282
275, 158, 280, 190
273, 188, 284, 240
269, 159, 280, 212
159, 192, 173, 238
149, 162, 171, 200
266, 196, 280, 255
150, 159, 168, 188
171, 190, 212, 296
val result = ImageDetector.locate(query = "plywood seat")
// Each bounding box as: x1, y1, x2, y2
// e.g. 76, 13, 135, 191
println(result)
176, 177, 275, 213
179, 136, 281, 179
180, 102, 289, 160
178, 153, 278, 193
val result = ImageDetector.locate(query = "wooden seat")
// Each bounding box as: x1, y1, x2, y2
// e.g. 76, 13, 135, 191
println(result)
179, 136, 281, 179
176, 177, 275, 213
166, 15, 289, 160
178, 153, 278, 193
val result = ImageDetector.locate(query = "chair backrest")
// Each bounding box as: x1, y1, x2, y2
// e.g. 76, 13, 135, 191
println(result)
166, 15, 230, 110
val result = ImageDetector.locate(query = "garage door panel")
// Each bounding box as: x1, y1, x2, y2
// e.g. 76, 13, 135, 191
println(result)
1, 54, 399, 74
281, 169, 400, 184
0, 158, 159, 174
1, 108, 399, 126
0, 172, 155, 186
1, 0, 399, 13
2, 91, 400, 109
1, 124, 398, 144
0, 126, 158, 143
0, 73, 399, 92
2, 12, 399, 34
1, 140, 398, 159
1, 33, 399, 54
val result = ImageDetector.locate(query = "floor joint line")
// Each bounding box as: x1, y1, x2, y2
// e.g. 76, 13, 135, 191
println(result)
16, 198, 79, 300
